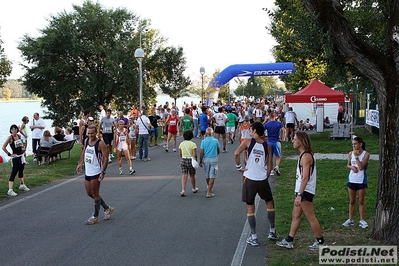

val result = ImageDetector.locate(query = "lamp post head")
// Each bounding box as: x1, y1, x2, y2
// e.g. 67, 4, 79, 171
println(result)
135, 48, 144, 62
200, 67, 205, 75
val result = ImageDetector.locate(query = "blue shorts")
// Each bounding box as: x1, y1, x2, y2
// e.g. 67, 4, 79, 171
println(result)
268, 141, 282, 157
347, 182, 367, 190
203, 157, 218, 179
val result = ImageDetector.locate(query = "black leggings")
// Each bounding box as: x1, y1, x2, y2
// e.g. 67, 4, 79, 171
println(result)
9, 157, 25, 182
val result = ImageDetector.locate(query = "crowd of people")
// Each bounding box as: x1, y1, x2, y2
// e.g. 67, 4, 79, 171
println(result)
2, 98, 370, 248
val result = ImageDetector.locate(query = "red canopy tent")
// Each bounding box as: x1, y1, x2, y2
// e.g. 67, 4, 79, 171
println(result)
285, 79, 349, 103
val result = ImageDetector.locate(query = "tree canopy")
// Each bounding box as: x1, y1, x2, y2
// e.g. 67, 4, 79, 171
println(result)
0, 32, 12, 88
271, 0, 399, 244
18, 1, 190, 126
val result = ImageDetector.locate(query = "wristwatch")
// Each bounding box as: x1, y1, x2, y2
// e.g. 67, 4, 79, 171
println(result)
296, 192, 303, 197
101, 170, 106, 175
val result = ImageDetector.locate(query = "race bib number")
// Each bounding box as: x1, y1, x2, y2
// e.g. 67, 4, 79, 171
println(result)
170, 120, 176, 125
85, 148, 94, 164
14, 139, 23, 148
103, 127, 112, 133
120, 136, 126, 142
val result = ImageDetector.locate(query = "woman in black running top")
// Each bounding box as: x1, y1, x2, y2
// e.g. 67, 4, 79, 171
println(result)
2, 124, 30, 197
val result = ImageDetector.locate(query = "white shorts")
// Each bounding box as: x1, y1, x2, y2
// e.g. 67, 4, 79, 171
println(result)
226, 127, 235, 133
117, 142, 129, 151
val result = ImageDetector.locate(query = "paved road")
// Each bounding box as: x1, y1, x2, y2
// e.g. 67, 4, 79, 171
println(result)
0, 136, 273, 266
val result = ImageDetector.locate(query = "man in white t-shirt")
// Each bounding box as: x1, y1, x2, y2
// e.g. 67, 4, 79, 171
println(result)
284, 107, 299, 141
136, 110, 151, 161
213, 107, 229, 153
29, 112, 45, 160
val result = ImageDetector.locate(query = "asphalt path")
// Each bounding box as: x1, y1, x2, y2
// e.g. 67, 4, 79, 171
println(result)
0, 136, 274, 266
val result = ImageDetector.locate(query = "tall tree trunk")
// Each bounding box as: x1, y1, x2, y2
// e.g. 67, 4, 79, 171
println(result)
300, 0, 399, 244
373, 76, 399, 244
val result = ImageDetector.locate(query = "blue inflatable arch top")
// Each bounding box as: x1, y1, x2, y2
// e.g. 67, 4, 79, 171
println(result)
206, 62, 295, 103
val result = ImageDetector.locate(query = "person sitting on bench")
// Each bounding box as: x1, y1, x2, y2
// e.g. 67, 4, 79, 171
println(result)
37, 130, 62, 165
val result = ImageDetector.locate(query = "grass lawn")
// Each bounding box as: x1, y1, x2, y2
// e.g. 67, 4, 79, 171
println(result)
266, 127, 383, 265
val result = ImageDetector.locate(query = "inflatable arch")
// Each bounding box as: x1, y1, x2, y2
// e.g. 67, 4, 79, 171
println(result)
206, 62, 295, 103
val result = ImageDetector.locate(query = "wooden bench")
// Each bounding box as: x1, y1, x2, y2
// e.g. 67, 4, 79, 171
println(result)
36, 140, 76, 164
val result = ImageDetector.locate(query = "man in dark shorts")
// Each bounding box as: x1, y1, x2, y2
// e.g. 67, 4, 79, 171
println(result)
213, 107, 229, 153
99, 109, 115, 162
76, 125, 114, 225
234, 122, 278, 246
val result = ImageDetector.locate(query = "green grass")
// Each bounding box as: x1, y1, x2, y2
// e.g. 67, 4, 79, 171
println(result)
267, 127, 382, 265
0, 145, 82, 200
281, 127, 380, 156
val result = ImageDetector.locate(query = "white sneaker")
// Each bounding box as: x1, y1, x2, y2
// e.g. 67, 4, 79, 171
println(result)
7, 189, 17, 196
19, 184, 30, 191
173, 148, 177, 152
111, 154, 115, 158
342, 219, 354, 227
359, 220, 368, 228
130, 156, 134, 159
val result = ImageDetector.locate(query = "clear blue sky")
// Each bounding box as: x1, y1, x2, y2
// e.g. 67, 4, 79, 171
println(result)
1, 0, 277, 83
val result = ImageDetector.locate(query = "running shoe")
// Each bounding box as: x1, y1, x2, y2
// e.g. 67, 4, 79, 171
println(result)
308, 240, 327, 250
274, 166, 281, 176
129, 169, 136, 175
206, 193, 215, 198
130, 156, 134, 159
103, 207, 114, 220
180, 190, 185, 197
246, 236, 259, 246
19, 184, 30, 191
342, 219, 354, 227
359, 220, 368, 229
7, 189, 17, 197
86, 215, 100, 225
111, 154, 115, 158
173, 148, 177, 152
268, 231, 279, 240
276, 239, 293, 249
165, 148, 169, 152
192, 187, 199, 193
222, 149, 227, 153
119, 170, 123, 175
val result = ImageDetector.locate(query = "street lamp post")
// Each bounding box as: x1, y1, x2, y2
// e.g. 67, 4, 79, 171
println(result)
135, 25, 146, 114
200, 67, 205, 105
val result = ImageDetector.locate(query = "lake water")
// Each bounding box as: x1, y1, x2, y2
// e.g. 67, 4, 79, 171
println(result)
0, 95, 199, 157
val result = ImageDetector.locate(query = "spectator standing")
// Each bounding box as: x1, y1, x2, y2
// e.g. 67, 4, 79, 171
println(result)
30, 112, 45, 161
136, 110, 151, 161
178, 130, 199, 196
19, 116, 29, 163
342, 136, 370, 228
283, 107, 299, 141
199, 127, 220, 198
192, 106, 199, 138
2, 124, 30, 196
234, 122, 278, 247
276, 131, 325, 250
76, 125, 113, 225
148, 109, 161, 147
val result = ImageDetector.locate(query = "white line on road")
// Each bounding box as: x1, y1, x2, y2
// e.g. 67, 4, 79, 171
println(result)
0, 174, 83, 212
231, 195, 260, 266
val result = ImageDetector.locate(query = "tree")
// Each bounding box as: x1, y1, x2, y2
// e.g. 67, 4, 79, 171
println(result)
0, 32, 12, 88
2, 87, 11, 100
18, 1, 170, 125
266, 0, 372, 92
233, 76, 280, 98
151, 46, 191, 106
295, 0, 398, 244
